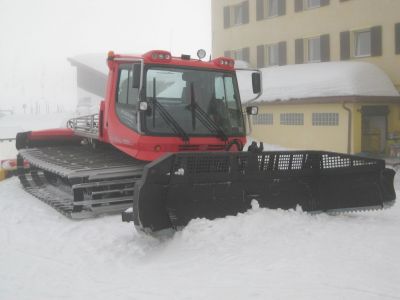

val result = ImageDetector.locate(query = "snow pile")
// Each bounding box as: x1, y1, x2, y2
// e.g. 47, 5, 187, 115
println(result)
1, 175, 400, 299
238, 62, 399, 104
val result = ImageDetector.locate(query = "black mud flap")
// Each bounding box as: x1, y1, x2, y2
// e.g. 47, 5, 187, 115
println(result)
132, 151, 396, 233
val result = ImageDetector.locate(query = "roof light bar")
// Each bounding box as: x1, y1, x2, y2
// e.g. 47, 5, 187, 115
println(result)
212, 57, 235, 69
144, 50, 172, 62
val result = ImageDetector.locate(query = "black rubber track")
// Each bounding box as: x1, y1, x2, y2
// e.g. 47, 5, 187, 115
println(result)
18, 145, 146, 219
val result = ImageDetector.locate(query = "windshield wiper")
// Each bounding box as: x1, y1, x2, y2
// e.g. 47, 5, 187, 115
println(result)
188, 82, 228, 142
151, 78, 189, 142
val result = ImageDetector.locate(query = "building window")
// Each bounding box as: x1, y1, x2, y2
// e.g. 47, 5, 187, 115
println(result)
306, 36, 321, 63
233, 49, 244, 60
265, 44, 279, 66
295, 0, 329, 12
305, 0, 320, 9
354, 29, 371, 57
229, 47, 250, 62
253, 113, 273, 125
233, 3, 244, 25
266, 0, 279, 17
280, 113, 304, 125
312, 113, 339, 126
224, 1, 249, 28
257, 42, 286, 68
341, 26, 382, 60
257, 0, 285, 20
296, 35, 329, 64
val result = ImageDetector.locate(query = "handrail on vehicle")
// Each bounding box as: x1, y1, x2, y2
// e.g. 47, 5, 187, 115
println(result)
67, 114, 99, 139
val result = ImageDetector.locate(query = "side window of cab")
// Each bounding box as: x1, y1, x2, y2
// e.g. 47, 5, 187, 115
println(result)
116, 63, 141, 130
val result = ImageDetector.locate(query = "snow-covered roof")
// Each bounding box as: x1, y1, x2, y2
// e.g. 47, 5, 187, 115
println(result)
234, 60, 251, 69
239, 61, 399, 104
68, 54, 109, 74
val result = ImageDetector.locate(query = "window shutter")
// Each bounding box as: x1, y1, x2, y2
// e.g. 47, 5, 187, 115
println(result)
242, 1, 250, 24
396, 23, 400, 55
242, 47, 250, 63
278, 41, 287, 66
256, 0, 264, 20
320, 34, 330, 62
320, 0, 330, 7
223, 6, 230, 28
295, 39, 304, 64
340, 31, 350, 60
294, 0, 303, 12
224, 50, 232, 58
257, 45, 265, 68
371, 26, 382, 56
278, 0, 286, 16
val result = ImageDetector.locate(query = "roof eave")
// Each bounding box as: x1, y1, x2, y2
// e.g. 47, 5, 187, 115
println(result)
254, 95, 400, 105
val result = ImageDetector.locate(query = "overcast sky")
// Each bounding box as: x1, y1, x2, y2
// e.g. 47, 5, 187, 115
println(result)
0, 0, 211, 112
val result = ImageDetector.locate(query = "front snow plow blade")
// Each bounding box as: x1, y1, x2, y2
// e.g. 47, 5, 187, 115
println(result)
130, 151, 396, 232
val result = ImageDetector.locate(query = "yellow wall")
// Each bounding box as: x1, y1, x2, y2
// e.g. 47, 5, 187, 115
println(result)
251, 103, 350, 152
212, 0, 400, 91
251, 101, 400, 154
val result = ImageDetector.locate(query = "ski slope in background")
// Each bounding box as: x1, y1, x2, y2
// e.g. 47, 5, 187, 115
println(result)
0, 114, 399, 300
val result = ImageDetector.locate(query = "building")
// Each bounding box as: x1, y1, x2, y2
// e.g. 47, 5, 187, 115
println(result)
239, 62, 400, 154
212, 0, 400, 154
68, 54, 108, 115
212, 0, 400, 91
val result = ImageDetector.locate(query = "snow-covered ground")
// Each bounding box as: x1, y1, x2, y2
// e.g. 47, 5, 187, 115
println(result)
1, 114, 400, 300
1, 177, 400, 300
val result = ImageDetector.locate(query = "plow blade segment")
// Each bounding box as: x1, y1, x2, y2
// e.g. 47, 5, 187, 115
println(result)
133, 151, 396, 232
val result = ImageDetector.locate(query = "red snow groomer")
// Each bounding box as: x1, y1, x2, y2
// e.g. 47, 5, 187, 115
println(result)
15, 50, 396, 233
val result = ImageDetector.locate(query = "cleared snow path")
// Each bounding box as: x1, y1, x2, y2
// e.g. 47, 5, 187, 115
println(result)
1, 175, 400, 300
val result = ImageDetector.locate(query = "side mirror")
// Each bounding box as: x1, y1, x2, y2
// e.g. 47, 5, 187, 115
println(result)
252, 72, 261, 94
132, 64, 141, 89
246, 106, 258, 115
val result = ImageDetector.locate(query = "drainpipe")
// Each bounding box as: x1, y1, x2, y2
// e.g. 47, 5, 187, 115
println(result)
342, 102, 352, 154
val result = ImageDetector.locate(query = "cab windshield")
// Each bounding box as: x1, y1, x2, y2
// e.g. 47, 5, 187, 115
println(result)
143, 67, 245, 137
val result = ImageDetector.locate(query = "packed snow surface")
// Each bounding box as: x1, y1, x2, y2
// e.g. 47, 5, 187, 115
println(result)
1, 114, 400, 299
238, 61, 400, 103
1, 177, 400, 300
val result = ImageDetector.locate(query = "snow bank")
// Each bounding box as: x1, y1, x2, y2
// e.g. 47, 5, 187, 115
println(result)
0, 175, 399, 299
238, 62, 399, 104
